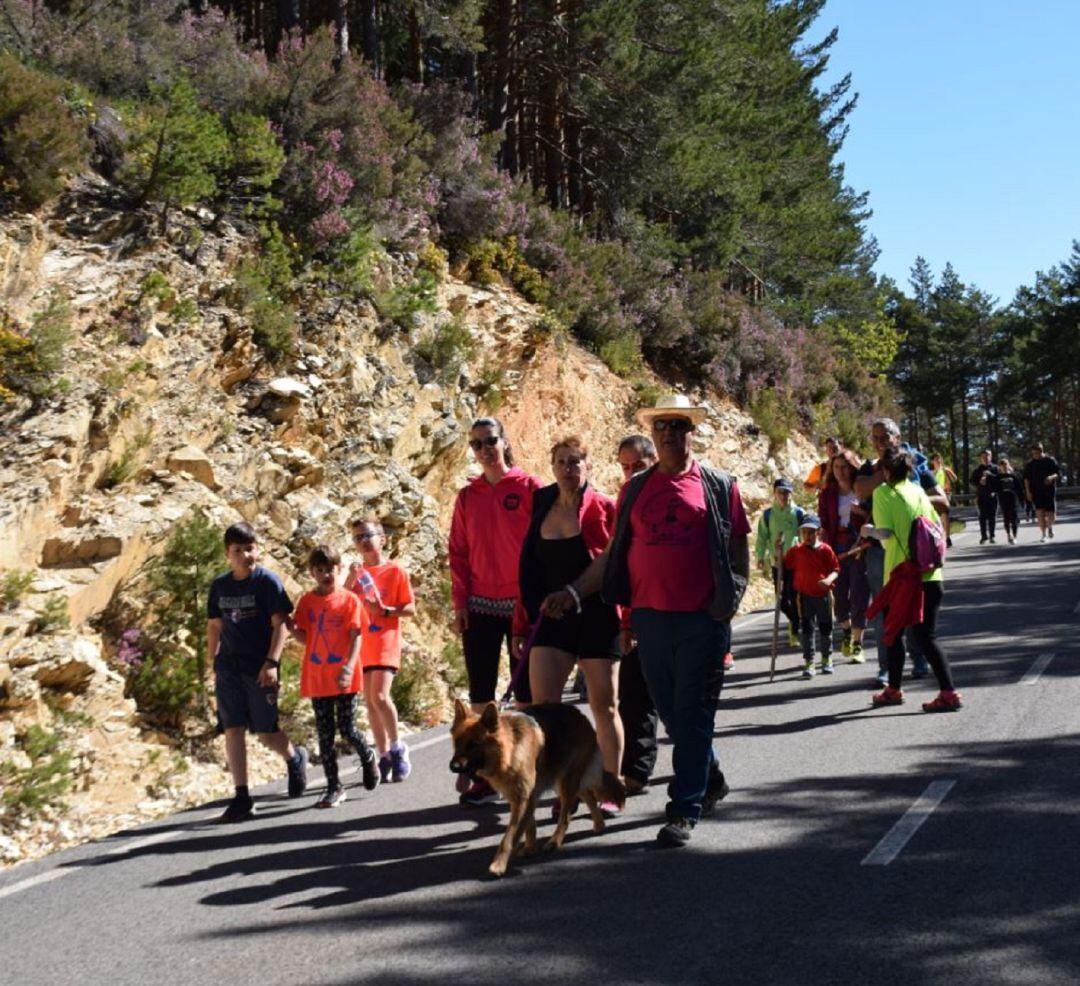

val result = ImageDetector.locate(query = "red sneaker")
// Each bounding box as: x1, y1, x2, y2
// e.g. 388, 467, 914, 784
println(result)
723, 652, 735, 670
871, 686, 905, 707
922, 690, 963, 713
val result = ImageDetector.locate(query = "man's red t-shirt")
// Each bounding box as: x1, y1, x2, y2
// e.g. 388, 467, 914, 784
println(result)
622, 461, 751, 612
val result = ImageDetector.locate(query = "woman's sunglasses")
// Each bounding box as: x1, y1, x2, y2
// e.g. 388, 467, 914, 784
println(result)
469, 435, 501, 451
353, 531, 379, 542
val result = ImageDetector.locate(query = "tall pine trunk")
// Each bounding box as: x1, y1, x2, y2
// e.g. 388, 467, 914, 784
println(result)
360, 0, 378, 73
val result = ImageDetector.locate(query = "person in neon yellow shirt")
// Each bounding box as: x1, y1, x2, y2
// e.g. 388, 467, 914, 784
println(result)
869, 449, 962, 713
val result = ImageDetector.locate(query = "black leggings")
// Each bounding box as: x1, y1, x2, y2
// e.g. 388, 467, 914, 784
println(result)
311, 694, 370, 790
977, 497, 997, 540
463, 610, 531, 704
886, 582, 954, 692
1000, 494, 1019, 538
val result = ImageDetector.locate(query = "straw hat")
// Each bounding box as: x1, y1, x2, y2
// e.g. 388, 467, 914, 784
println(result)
635, 393, 708, 428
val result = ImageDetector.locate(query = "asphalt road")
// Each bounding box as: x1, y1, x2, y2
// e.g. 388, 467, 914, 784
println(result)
2, 507, 1078, 986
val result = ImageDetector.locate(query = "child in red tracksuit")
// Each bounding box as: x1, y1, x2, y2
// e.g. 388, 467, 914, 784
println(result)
784, 515, 840, 678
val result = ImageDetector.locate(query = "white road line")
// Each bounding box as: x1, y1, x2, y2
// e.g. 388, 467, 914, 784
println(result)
1020, 652, 1055, 686
862, 779, 956, 866
101, 827, 187, 856
0, 867, 68, 901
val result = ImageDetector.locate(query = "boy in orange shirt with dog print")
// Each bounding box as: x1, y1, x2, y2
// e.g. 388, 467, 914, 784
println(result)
346, 517, 416, 783
291, 545, 380, 807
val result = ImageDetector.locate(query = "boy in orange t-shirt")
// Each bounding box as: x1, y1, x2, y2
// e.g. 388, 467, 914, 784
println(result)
346, 517, 416, 783
291, 545, 380, 807
783, 515, 839, 679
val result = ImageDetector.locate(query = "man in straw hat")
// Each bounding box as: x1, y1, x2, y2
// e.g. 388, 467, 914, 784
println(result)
542, 394, 751, 846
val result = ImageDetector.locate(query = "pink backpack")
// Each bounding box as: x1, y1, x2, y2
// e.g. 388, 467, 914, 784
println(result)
909, 514, 947, 573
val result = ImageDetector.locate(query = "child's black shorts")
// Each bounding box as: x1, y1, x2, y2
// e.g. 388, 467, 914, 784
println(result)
215, 667, 280, 733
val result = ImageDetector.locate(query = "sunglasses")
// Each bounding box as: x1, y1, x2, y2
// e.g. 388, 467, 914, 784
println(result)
652, 418, 692, 433
469, 435, 501, 451
353, 531, 379, 541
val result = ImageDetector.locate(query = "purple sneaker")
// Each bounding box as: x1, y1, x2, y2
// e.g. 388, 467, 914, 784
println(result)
390, 741, 411, 782
378, 754, 393, 784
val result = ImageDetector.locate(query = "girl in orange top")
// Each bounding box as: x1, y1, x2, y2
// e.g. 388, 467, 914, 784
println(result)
346, 517, 416, 783
291, 545, 380, 807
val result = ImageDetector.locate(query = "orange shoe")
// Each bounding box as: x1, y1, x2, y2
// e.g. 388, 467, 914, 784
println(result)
922, 690, 963, 713
871, 686, 905, 707
723, 652, 734, 670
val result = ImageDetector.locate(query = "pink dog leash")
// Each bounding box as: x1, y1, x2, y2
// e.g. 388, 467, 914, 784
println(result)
499, 615, 543, 708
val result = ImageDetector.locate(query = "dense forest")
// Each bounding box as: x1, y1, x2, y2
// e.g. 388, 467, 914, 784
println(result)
1, 0, 1076, 485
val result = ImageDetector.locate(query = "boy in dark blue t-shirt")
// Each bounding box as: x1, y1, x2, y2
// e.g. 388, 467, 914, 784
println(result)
207, 522, 308, 822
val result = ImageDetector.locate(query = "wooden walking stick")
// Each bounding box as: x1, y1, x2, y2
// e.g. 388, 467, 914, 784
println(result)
769, 539, 783, 682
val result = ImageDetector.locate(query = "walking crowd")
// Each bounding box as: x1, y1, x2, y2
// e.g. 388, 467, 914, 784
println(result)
203, 394, 1063, 847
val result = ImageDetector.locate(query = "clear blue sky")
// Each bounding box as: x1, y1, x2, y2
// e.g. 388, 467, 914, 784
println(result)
812, 0, 1080, 306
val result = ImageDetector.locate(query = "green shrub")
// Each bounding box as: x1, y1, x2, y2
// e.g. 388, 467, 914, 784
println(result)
476, 362, 505, 412
749, 389, 798, 454
633, 379, 663, 410
171, 297, 199, 325
526, 311, 565, 347
99, 431, 150, 489
417, 241, 448, 280
139, 270, 174, 306
215, 112, 284, 214
456, 237, 548, 304
414, 318, 476, 375
390, 655, 444, 727
0, 726, 73, 819
1, 294, 73, 403
1, 570, 34, 610
440, 638, 469, 694
373, 269, 439, 328
599, 334, 642, 378
122, 507, 221, 726
229, 223, 296, 361
34, 595, 70, 634
121, 78, 229, 232
0, 53, 87, 208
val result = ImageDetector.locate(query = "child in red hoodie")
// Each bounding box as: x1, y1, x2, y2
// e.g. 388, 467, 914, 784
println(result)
784, 515, 840, 678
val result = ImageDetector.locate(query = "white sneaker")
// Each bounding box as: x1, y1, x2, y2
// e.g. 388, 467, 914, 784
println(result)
1040, 534, 1047, 543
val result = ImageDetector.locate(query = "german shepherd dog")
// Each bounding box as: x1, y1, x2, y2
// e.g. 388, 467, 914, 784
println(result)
450, 699, 626, 877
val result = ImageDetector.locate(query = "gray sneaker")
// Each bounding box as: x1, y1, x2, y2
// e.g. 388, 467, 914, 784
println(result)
701, 769, 730, 817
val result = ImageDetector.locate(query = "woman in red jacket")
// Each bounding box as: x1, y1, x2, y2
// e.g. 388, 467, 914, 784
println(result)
514, 436, 623, 799
448, 417, 543, 805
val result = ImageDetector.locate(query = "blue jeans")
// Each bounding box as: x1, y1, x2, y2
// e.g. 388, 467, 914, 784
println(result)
631, 609, 730, 822
867, 543, 926, 673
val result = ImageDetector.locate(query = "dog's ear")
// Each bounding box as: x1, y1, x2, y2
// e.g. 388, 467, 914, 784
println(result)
480, 702, 500, 732
453, 698, 469, 725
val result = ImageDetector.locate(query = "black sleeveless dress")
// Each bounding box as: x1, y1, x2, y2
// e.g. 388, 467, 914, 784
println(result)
531, 534, 621, 658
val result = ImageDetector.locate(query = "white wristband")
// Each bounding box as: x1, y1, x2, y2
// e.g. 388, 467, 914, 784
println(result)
564, 584, 583, 614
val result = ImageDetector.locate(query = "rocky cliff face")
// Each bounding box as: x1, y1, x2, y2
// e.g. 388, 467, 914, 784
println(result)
0, 180, 813, 865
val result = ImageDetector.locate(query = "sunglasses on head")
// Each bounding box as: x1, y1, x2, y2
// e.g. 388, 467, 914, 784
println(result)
652, 417, 692, 433
469, 435, 501, 451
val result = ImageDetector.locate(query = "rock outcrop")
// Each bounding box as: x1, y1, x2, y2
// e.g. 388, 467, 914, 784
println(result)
0, 182, 815, 866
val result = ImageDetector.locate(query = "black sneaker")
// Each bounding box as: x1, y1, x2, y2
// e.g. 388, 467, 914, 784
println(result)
701, 769, 730, 817
287, 745, 309, 798
219, 793, 254, 823
657, 816, 695, 847
360, 747, 380, 791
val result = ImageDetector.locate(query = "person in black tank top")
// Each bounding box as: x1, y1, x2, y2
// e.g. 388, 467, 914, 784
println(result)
515, 437, 623, 811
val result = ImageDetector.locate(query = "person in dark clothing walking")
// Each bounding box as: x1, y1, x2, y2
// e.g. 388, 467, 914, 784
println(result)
996, 458, 1024, 544
1024, 443, 1061, 542
614, 434, 659, 796
970, 450, 999, 544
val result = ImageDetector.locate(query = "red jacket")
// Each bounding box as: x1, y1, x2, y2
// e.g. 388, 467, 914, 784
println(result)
783, 542, 840, 597
448, 467, 543, 610
865, 561, 924, 646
